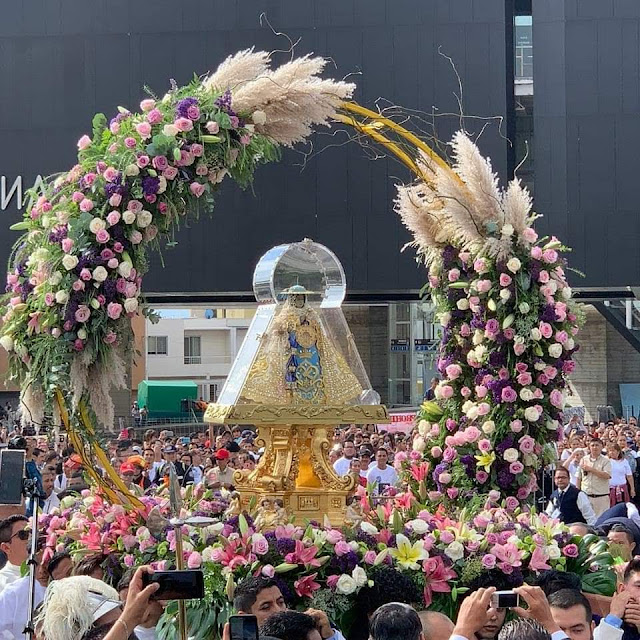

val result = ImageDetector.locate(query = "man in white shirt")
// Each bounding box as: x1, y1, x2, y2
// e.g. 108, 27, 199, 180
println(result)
41, 468, 61, 515
366, 448, 398, 493
0, 515, 29, 594
333, 441, 356, 477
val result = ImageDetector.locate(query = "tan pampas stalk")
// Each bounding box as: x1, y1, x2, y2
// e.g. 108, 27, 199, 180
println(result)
451, 132, 504, 230
502, 178, 533, 235
20, 383, 45, 428
231, 55, 355, 146
203, 48, 271, 93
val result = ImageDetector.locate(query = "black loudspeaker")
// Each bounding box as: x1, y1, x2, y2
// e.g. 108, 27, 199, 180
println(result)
0, 450, 25, 504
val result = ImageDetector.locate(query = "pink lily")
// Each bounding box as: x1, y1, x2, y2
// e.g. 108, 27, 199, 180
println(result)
294, 573, 321, 598
285, 540, 322, 568
423, 555, 457, 607
529, 546, 551, 572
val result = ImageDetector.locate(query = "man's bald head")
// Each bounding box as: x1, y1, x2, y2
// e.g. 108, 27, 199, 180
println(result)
418, 610, 455, 640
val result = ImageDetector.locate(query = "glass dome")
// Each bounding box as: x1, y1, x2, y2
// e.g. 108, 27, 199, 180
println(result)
253, 238, 346, 308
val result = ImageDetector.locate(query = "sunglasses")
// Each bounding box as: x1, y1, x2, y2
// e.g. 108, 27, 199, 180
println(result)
10, 529, 29, 542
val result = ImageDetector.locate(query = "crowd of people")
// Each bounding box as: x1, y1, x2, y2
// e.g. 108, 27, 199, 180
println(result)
1, 412, 640, 638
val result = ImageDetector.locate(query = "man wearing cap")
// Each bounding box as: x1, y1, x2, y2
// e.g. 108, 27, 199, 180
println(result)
207, 449, 235, 490
127, 456, 151, 490
119, 462, 136, 488
159, 445, 186, 484
55, 454, 83, 494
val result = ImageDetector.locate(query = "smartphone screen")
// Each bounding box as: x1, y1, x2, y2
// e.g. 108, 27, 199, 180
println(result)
142, 570, 204, 600
229, 615, 259, 640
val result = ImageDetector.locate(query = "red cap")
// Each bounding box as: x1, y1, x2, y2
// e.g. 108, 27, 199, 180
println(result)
119, 462, 135, 474
64, 454, 83, 469
214, 449, 230, 460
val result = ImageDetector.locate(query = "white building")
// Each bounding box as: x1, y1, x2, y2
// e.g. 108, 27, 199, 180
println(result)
145, 308, 253, 401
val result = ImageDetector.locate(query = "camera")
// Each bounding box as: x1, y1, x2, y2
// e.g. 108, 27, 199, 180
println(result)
491, 591, 519, 609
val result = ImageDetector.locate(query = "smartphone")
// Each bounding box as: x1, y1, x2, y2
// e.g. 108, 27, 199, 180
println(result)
229, 615, 259, 640
491, 591, 519, 609
141, 570, 205, 600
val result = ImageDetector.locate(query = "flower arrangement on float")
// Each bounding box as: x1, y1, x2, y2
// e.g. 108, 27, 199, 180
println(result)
39, 487, 616, 640
393, 132, 584, 507
0, 49, 354, 431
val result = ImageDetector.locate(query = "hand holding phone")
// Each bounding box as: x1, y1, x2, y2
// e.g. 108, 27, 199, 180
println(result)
141, 570, 204, 600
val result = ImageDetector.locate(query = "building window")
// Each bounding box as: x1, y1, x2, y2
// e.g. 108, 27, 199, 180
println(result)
514, 15, 533, 80
147, 336, 168, 355
184, 336, 201, 364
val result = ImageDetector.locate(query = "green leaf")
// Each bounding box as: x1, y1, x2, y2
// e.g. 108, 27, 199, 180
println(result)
92, 113, 108, 139
9, 221, 30, 231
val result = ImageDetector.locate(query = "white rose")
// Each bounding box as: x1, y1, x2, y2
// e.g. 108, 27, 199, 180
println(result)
534, 361, 546, 371
61, 255, 79, 270
0, 336, 14, 352
124, 298, 138, 313
467, 406, 479, 421
439, 312, 451, 327
562, 287, 572, 300
77, 328, 87, 340
548, 343, 563, 358
500, 289, 511, 301
457, 298, 470, 311
445, 541, 465, 562
252, 110, 267, 125
514, 335, 525, 345
125, 164, 140, 177
157, 176, 167, 194
473, 330, 484, 346
520, 388, 534, 401
49, 271, 63, 286
547, 544, 561, 559
118, 262, 133, 278
163, 124, 179, 137
501, 223, 514, 237
55, 290, 69, 304
122, 210, 136, 224
352, 566, 368, 587
524, 406, 541, 422
360, 522, 379, 536
336, 574, 358, 595
482, 420, 495, 435
530, 328, 542, 341
418, 420, 429, 437
408, 519, 429, 535
137, 210, 153, 228
506, 257, 522, 273
92, 266, 108, 282
413, 436, 426, 453
546, 419, 559, 431
503, 448, 519, 463
89, 217, 106, 233
566, 338, 575, 350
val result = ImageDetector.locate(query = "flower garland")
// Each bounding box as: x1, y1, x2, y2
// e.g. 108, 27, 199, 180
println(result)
392, 132, 583, 506
0, 50, 354, 429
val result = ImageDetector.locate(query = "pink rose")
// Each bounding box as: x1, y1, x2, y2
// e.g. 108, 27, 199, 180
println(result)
80, 268, 92, 281
190, 182, 206, 198
478, 439, 492, 452
124, 137, 137, 148
187, 552, 202, 569
448, 268, 460, 282
475, 385, 488, 398
476, 470, 489, 483
440, 531, 455, 544
443, 447, 457, 462
504, 328, 515, 340
196, 163, 209, 176
106, 210, 121, 226
175, 117, 193, 132
147, 108, 163, 124
127, 200, 143, 213
136, 122, 152, 138
474, 258, 488, 273
550, 389, 564, 408
230, 115, 240, 128
481, 554, 497, 569
505, 496, 519, 512
206, 121, 220, 134
44, 292, 54, 306
326, 529, 344, 545
113, 242, 124, 254
72, 280, 85, 292
538, 270, 550, 283
460, 386, 471, 398
431, 446, 443, 458
110, 121, 120, 134
562, 544, 579, 558
252, 536, 269, 556
531, 246, 543, 259
95, 229, 110, 243
476, 279, 491, 293
77, 135, 92, 150
163, 166, 178, 180
104, 331, 117, 344
190, 143, 204, 157
539, 322, 553, 339
499, 273, 512, 287
509, 461, 524, 474
445, 364, 462, 380
103, 167, 118, 182
519, 436, 535, 454
61, 238, 74, 253
514, 343, 525, 356
130, 230, 143, 245
464, 426, 481, 443
136, 155, 150, 168
364, 550, 377, 565
152, 155, 168, 171
460, 323, 471, 337
327, 575, 340, 590
140, 98, 156, 112
517, 372, 532, 386
447, 487, 459, 500
79, 198, 94, 212
75, 305, 90, 323
109, 193, 122, 207
477, 402, 490, 416
107, 303, 123, 320
334, 541, 351, 556
522, 227, 538, 243
543, 249, 558, 263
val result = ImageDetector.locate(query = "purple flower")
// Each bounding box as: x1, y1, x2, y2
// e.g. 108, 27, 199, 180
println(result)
141, 176, 160, 196
175, 97, 199, 119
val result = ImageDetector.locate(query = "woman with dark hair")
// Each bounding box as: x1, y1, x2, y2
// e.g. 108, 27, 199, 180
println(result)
608, 443, 635, 506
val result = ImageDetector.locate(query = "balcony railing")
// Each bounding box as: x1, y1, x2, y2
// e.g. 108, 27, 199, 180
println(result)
183, 355, 232, 365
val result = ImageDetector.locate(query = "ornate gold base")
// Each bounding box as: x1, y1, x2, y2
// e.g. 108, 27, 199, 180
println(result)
231, 424, 356, 527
